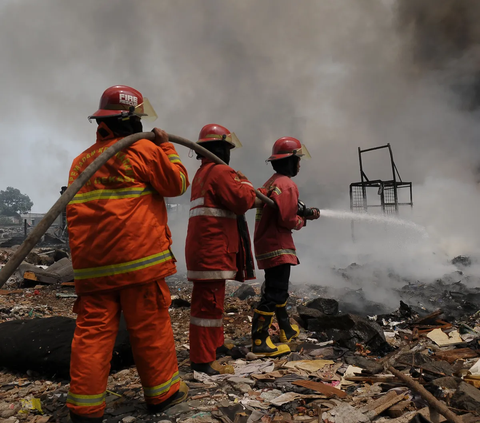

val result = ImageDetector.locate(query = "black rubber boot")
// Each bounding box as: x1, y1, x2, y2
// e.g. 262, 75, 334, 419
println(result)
69, 412, 103, 423
251, 310, 290, 357
216, 344, 230, 358
147, 380, 189, 414
191, 362, 220, 375
275, 303, 300, 343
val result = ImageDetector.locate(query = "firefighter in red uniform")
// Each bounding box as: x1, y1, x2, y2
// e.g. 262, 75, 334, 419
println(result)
66, 86, 189, 422
252, 137, 320, 357
185, 124, 257, 375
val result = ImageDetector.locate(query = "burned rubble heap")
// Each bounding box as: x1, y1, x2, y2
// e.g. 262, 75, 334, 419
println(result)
0, 244, 480, 423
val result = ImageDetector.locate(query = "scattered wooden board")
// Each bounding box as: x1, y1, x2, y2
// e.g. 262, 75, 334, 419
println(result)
0, 289, 24, 296
292, 380, 347, 399
434, 348, 478, 364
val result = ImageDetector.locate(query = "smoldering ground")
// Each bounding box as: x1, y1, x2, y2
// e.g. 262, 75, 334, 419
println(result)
1, 0, 480, 306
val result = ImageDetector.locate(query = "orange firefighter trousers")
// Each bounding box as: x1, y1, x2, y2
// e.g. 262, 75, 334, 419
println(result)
67, 280, 179, 418
189, 280, 226, 364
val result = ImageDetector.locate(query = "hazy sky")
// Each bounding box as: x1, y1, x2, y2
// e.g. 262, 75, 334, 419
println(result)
2, 1, 480, 291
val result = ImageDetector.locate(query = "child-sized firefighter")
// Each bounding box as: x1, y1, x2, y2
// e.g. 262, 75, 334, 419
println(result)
252, 136, 320, 357
185, 124, 257, 375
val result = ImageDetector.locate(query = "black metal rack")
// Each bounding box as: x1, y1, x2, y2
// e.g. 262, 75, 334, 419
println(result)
349, 144, 413, 215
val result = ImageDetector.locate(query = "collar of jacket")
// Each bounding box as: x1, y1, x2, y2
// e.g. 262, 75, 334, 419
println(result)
201, 158, 217, 166
96, 122, 116, 142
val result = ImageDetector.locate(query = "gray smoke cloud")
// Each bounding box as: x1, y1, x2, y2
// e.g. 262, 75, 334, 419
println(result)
1, 0, 480, 303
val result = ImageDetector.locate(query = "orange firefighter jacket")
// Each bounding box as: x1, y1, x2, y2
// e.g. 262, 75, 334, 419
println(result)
254, 173, 305, 269
185, 159, 256, 281
67, 125, 189, 294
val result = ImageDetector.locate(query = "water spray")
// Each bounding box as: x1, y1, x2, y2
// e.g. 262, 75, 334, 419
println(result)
320, 209, 428, 237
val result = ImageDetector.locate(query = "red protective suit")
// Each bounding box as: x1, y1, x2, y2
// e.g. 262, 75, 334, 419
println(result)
185, 159, 256, 363
66, 124, 189, 419
254, 173, 305, 269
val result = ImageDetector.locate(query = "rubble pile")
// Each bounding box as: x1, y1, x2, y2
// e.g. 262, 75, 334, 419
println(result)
0, 225, 66, 250
0, 228, 25, 249
0, 255, 479, 422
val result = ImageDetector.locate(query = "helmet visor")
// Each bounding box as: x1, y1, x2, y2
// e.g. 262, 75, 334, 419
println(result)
294, 144, 311, 159
229, 132, 242, 149
134, 97, 157, 122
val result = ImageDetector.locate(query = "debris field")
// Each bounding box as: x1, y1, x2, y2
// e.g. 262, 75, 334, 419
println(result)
0, 243, 480, 423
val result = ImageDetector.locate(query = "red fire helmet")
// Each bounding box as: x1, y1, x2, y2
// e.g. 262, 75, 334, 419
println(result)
197, 124, 242, 148
88, 85, 157, 121
267, 136, 311, 161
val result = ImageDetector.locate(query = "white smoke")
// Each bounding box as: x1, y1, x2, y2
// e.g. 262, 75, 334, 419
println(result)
1, 0, 480, 302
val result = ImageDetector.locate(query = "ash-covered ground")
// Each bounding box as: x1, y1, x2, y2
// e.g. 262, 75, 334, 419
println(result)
1, 240, 480, 423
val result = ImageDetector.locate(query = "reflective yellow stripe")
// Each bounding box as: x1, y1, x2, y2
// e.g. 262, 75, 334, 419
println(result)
272, 187, 282, 196
143, 372, 180, 397
255, 249, 296, 261
67, 391, 106, 407
179, 172, 187, 194
254, 309, 275, 316
276, 302, 287, 308
74, 250, 173, 280
255, 208, 263, 222
69, 186, 153, 205
168, 154, 182, 164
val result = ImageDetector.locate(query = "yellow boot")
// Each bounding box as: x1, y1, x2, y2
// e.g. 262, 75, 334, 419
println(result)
251, 309, 290, 357
275, 302, 300, 343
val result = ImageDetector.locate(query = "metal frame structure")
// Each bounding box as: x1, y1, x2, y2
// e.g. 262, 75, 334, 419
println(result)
349, 144, 413, 215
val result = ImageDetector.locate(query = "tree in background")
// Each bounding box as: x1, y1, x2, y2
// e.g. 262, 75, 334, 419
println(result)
0, 187, 33, 221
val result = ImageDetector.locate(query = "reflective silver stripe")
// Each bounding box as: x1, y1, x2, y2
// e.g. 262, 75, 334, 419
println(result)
187, 269, 237, 279
241, 181, 253, 187
190, 316, 223, 327
190, 197, 205, 208
189, 207, 236, 219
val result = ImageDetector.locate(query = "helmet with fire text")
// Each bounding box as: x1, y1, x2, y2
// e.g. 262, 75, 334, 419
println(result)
197, 124, 242, 149
267, 136, 311, 161
88, 85, 157, 122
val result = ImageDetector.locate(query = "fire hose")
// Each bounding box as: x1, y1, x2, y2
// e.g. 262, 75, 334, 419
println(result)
0, 131, 275, 289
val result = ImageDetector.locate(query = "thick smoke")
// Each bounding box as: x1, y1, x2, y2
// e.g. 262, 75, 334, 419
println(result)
1, 0, 480, 303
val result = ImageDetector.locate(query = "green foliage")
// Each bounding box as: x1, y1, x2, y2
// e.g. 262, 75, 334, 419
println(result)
0, 187, 33, 217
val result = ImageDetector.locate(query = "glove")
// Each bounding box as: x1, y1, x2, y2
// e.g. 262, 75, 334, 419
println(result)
297, 200, 320, 220
151, 128, 169, 145
305, 208, 320, 220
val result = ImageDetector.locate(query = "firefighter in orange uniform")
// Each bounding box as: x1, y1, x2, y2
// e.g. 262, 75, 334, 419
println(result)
66, 85, 189, 422
185, 124, 257, 375
252, 137, 320, 357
